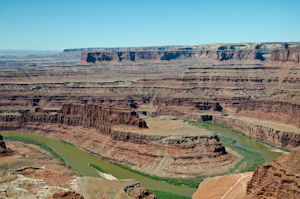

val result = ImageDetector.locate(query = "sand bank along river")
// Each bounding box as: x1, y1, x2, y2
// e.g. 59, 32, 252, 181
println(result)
1, 123, 285, 197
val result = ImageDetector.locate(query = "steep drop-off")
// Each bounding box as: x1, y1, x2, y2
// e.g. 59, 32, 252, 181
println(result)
271, 46, 300, 62
246, 151, 300, 198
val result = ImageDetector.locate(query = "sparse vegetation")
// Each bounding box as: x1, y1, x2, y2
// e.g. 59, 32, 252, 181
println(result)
59, 139, 75, 147
218, 135, 264, 172
90, 163, 109, 174
109, 161, 205, 188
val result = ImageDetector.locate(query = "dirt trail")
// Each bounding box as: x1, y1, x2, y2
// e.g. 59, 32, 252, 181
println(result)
193, 172, 253, 199
220, 173, 253, 199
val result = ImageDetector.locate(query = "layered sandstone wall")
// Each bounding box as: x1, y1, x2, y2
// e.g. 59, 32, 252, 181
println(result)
58, 104, 147, 128
78, 43, 300, 65
236, 100, 300, 128
212, 116, 300, 150
0, 121, 231, 177
271, 46, 300, 62
0, 104, 236, 177
246, 151, 300, 198
79, 50, 266, 65
152, 97, 222, 111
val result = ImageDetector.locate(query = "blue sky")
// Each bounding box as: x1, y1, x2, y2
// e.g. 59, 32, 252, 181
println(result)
1, 0, 299, 51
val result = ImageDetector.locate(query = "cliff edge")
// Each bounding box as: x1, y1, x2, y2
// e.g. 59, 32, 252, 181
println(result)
246, 151, 300, 198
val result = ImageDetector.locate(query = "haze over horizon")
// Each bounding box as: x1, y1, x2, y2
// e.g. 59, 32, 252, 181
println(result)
1, 0, 300, 51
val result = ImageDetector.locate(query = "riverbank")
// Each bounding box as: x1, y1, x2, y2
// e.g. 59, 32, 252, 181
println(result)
0, 138, 81, 198
213, 115, 299, 151
186, 120, 286, 162
1, 132, 197, 197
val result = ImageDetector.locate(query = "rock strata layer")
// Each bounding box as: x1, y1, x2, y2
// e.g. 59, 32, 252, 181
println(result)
0, 104, 236, 177
271, 46, 300, 62
77, 43, 300, 66
212, 116, 300, 150
236, 100, 300, 128
246, 151, 300, 198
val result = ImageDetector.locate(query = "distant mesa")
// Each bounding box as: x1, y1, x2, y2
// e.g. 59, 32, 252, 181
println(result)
74, 42, 300, 66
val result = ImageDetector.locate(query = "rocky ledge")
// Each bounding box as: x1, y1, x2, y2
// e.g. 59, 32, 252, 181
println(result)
246, 151, 300, 198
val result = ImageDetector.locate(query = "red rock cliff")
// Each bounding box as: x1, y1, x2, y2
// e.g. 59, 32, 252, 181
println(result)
271, 46, 300, 62
213, 116, 300, 150
246, 151, 300, 198
57, 103, 147, 128
236, 100, 300, 128
153, 97, 222, 111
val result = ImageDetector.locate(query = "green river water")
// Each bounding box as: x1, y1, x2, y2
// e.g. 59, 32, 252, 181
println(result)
1, 123, 285, 197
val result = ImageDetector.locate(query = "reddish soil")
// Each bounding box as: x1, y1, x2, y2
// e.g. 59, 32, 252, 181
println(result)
193, 172, 253, 199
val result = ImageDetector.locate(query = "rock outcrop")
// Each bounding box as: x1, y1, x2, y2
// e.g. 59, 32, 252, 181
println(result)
0, 134, 14, 157
153, 97, 222, 111
72, 177, 157, 199
57, 103, 147, 128
123, 180, 157, 199
212, 116, 300, 150
48, 191, 84, 199
271, 46, 300, 62
246, 151, 300, 198
236, 100, 300, 128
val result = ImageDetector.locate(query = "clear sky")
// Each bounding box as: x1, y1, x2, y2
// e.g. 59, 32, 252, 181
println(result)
1, 0, 299, 51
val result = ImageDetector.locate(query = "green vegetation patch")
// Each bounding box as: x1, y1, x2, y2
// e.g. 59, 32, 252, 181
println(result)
90, 163, 109, 174
4, 136, 65, 163
183, 120, 212, 124
149, 190, 191, 199
218, 135, 264, 172
59, 139, 75, 147
109, 162, 205, 188
186, 120, 265, 172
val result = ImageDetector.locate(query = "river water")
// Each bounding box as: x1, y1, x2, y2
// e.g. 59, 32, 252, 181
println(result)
2, 124, 285, 197
195, 123, 285, 163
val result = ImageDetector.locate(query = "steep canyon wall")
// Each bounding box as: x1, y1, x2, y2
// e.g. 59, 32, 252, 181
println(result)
246, 151, 300, 198
0, 104, 236, 177
213, 116, 300, 150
